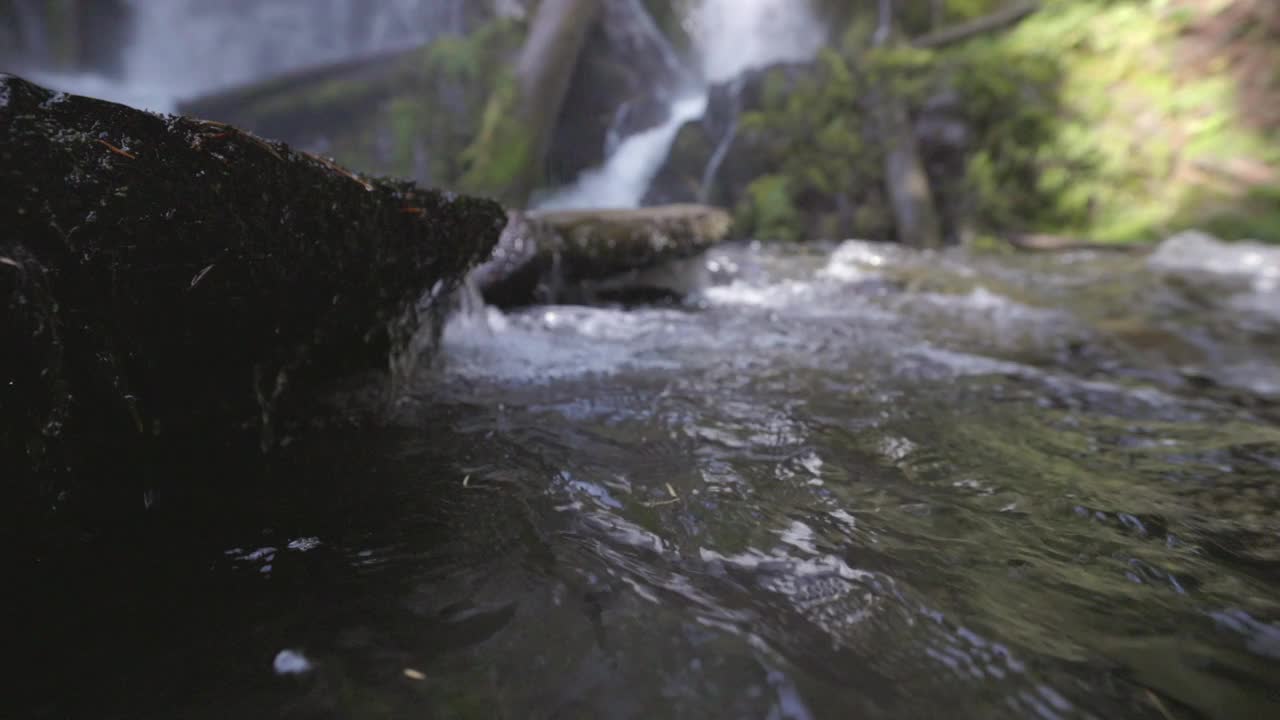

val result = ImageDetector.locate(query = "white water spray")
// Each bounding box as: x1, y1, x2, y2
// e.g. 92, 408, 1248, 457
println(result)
687, 0, 826, 83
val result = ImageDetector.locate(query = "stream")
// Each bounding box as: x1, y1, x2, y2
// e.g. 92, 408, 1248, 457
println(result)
6, 0, 1280, 716
12, 236, 1279, 719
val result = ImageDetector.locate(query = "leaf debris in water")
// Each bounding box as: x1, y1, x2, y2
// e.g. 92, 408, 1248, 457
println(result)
272, 649, 312, 676
189, 264, 215, 289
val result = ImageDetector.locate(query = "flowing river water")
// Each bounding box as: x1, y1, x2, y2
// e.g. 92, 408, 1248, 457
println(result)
12, 236, 1280, 719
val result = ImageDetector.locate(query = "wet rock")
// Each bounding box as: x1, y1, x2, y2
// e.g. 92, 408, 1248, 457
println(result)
0, 74, 506, 526
546, 0, 695, 185
643, 62, 814, 210
1147, 231, 1280, 290
475, 204, 731, 306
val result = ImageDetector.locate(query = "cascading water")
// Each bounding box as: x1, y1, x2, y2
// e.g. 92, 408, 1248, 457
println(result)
532, 0, 825, 211
686, 0, 826, 84
533, 94, 709, 210
16, 0, 474, 113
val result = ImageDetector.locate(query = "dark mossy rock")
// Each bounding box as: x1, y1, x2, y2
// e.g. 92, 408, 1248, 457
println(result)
644, 61, 880, 241
0, 74, 506, 531
545, 0, 695, 185
643, 63, 813, 210
642, 71, 749, 207
475, 204, 731, 306
641, 119, 717, 206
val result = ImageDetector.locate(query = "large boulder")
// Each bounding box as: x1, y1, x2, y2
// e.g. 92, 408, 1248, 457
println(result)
1, 75, 506, 528
475, 204, 731, 306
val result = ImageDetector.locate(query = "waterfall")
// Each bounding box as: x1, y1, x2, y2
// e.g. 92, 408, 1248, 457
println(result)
14, 0, 827, 206
534, 94, 709, 210
16, 0, 471, 113
687, 0, 826, 83
534, 0, 824, 211
698, 76, 745, 204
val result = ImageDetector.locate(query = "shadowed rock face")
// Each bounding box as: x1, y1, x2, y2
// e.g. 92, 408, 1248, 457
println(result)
546, 0, 696, 185
0, 74, 506, 530
474, 204, 731, 306
644, 63, 811, 209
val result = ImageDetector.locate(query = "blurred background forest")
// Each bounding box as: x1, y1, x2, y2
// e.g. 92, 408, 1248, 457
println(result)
3, 0, 1278, 247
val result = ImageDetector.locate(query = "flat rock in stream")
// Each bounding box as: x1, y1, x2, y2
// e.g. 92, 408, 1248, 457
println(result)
473, 204, 732, 306
0, 74, 506, 528
1147, 231, 1280, 288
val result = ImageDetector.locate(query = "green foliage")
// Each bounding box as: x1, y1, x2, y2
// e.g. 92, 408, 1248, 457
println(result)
736, 175, 801, 241
744, 0, 1280, 244
975, 0, 1280, 243
733, 50, 884, 238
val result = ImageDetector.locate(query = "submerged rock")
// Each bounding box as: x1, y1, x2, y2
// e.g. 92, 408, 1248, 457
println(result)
474, 204, 731, 306
0, 74, 506, 527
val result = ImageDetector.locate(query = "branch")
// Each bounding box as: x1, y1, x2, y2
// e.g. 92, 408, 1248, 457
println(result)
1006, 233, 1152, 253
912, 1, 1041, 49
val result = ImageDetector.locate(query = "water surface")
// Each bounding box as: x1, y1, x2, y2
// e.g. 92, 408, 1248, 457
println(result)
13, 241, 1280, 719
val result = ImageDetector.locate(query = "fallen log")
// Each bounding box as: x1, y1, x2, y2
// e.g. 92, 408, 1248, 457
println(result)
474, 204, 732, 306
912, 1, 1041, 49
463, 0, 602, 205
0, 74, 506, 529
873, 1, 943, 249
1007, 233, 1154, 253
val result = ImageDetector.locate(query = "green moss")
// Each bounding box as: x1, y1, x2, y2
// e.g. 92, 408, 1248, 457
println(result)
459, 70, 536, 203
387, 96, 424, 178
735, 175, 801, 241
730, 47, 879, 238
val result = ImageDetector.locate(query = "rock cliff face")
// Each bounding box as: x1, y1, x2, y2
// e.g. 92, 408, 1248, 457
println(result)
1, 75, 506, 529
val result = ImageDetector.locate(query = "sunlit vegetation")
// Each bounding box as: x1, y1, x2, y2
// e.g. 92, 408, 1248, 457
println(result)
733, 0, 1280, 245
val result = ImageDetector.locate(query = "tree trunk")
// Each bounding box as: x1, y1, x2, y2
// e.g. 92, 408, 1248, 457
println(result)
465, 0, 602, 205
873, 0, 942, 249
912, 1, 1040, 49
874, 94, 943, 249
